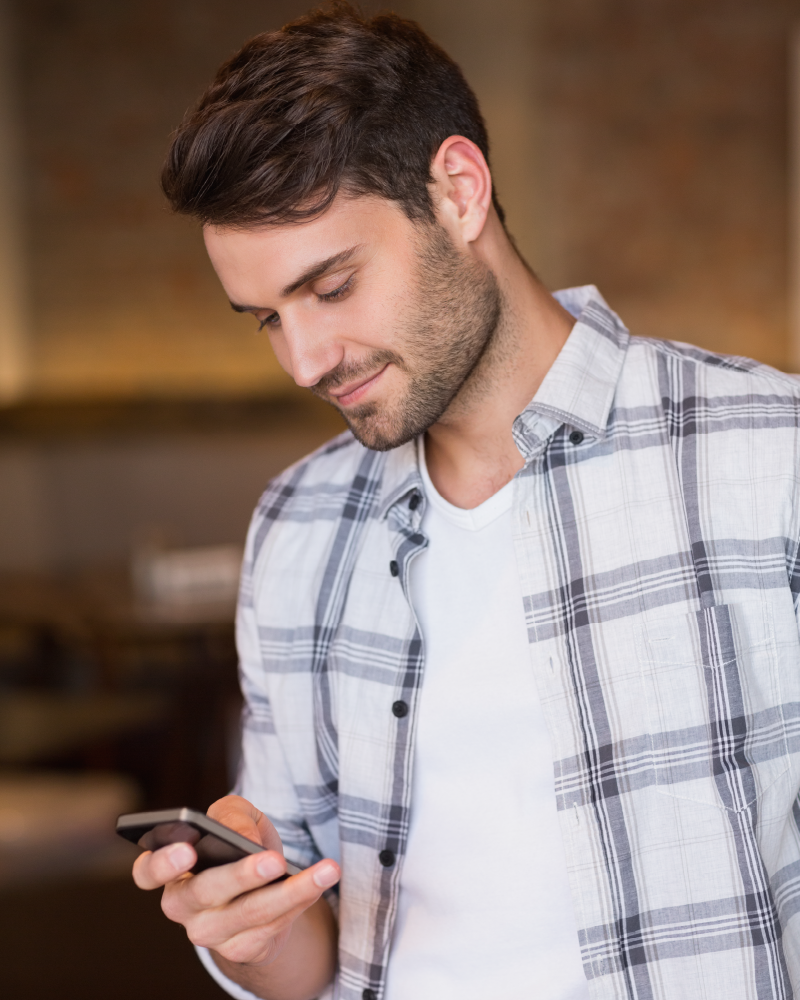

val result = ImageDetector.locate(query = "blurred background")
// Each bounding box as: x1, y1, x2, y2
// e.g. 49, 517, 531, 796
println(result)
0, 0, 797, 996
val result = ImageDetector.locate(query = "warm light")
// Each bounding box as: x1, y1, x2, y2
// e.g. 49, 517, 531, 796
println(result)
790, 25, 800, 372
0, 0, 26, 403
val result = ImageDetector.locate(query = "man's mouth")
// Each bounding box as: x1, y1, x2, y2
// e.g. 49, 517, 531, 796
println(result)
328, 365, 389, 407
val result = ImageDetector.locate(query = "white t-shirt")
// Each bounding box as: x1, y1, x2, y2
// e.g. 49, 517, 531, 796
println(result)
383, 441, 589, 1000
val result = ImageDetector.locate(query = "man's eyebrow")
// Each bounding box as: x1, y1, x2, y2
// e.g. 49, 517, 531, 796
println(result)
280, 244, 363, 297
228, 244, 364, 314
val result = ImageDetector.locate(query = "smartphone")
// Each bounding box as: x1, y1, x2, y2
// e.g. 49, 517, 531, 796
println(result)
116, 807, 304, 876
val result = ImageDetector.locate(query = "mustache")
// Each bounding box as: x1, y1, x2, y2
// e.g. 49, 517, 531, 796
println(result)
313, 350, 404, 395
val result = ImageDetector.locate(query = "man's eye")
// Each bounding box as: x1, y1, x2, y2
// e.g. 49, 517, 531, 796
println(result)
257, 313, 279, 331
317, 275, 354, 302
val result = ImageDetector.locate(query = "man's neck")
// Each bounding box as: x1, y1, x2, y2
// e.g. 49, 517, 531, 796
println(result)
424, 239, 574, 509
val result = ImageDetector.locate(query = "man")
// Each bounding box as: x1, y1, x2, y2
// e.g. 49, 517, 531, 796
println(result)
133, 4, 800, 1000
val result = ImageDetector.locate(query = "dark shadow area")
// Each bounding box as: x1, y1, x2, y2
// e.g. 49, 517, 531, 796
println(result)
0, 874, 227, 998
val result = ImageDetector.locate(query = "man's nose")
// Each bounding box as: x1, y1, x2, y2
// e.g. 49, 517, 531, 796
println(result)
282, 319, 344, 389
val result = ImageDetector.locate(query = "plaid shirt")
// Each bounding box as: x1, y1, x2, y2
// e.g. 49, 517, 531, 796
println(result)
217, 285, 800, 1000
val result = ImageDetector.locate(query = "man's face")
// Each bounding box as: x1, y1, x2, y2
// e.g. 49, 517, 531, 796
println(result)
204, 194, 501, 451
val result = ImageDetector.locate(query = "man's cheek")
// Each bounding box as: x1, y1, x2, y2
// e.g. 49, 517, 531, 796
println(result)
266, 333, 293, 375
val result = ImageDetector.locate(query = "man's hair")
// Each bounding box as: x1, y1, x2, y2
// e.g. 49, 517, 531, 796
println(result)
161, 1, 503, 228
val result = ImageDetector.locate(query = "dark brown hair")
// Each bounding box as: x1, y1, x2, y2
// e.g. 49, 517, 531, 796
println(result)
161, 1, 503, 227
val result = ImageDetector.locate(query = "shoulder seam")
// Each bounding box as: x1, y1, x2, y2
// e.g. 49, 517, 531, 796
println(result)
631, 336, 800, 394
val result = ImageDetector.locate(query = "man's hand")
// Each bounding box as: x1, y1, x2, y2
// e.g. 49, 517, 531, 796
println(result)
132, 795, 340, 1000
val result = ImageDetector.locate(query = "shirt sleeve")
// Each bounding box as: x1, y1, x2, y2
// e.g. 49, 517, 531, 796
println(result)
192, 508, 327, 999
232, 510, 322, 871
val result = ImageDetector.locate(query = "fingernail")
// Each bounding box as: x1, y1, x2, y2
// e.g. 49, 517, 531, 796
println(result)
168, 843, 193, 870
256, 854, 283, 880
312, 863, 339, 889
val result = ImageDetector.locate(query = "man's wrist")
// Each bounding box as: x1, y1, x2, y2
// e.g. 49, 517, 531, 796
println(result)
196, 945, 266, 1000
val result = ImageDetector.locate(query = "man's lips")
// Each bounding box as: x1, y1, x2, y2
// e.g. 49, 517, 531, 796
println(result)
328, 364, 389, 407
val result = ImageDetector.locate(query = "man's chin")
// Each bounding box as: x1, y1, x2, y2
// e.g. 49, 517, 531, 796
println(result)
318, 385, 445, 452
343, 417, 415, 453
338, 404, 421, 453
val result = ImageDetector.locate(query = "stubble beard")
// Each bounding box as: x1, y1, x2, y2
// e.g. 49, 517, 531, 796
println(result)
311, 224, 503, 452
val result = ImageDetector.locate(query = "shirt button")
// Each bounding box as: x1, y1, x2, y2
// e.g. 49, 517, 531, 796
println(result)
569, 430, 584, 445
408, 492, 420, 510
362, 990, 377, 1000
379, 849, 396, 867
392, 700, 409, 718
389, 560, 399, 577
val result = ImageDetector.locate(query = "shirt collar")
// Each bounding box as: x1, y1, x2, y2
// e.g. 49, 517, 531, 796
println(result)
520, 284, 629, 439
377, 285, 629, 516
377, 437, 423, 520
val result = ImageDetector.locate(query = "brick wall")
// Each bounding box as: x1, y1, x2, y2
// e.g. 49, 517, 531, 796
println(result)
534, 0, 798, 369
19, 0, 317, 399
13, 0, 798, 399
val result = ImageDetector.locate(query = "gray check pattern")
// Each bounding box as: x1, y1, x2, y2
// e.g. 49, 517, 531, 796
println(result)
229, 286, 800, 1000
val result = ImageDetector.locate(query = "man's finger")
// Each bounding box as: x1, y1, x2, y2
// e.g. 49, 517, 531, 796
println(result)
232, 861, 340, 933
191, 860, 340, 945
208, 794, 282, 854
183, 849, 289, 912
207, 795, 263, 837
204, 921, 287, 967
132, 842, 197, 890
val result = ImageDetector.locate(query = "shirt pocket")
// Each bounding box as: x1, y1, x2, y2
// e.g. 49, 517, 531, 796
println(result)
635, 601, 789, 813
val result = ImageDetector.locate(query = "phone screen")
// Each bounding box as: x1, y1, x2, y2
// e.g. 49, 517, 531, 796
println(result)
136, 821, 250, 872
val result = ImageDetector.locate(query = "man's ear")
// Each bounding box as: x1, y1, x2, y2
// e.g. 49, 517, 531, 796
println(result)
429, 135, 493, 244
